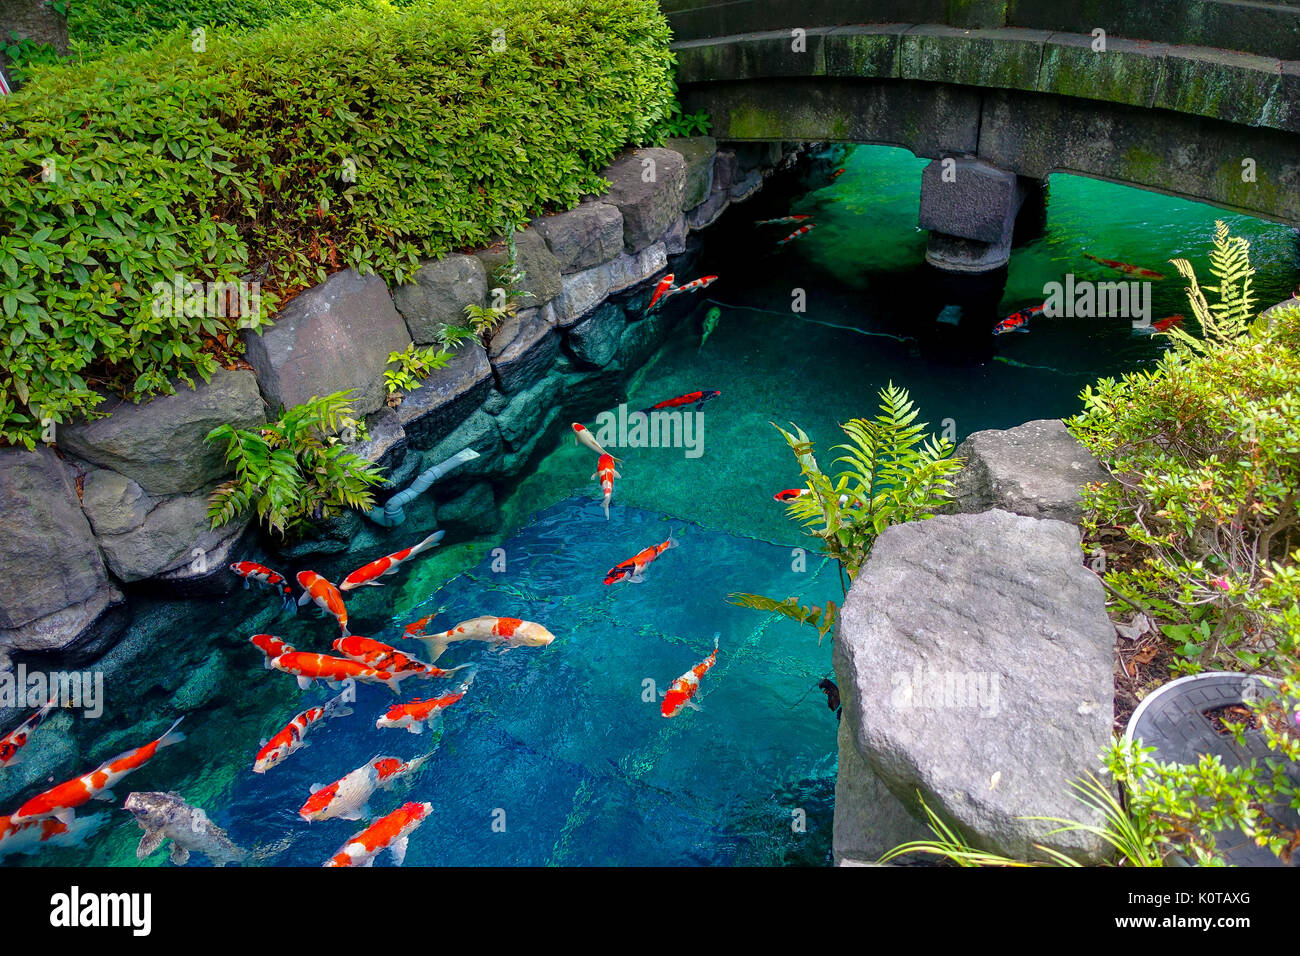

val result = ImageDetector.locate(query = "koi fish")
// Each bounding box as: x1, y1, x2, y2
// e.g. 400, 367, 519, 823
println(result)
604, 533, 678, 585
0, 697, 56, 769
324, 801, 432, 868
773, 488, 853, 506
572, 422, 621, 462
296, 571, 349, 636
373, 752, 435, 788
776, 224, 815, 246
229, 561, 296, 612
1083, 252, 1166, 280
830, 168, 846, 179
755, 215, 813, 226
300, 762, 382, 823
253, 688, 353, 774
993, 303, 1044, 336
333, 635, 468, 680
339, 532, 445, 591
643, 390, 721, 414
592, 453, 621, 520
405, 616, 556, 664
0, 813, 104, 860
249, 634, 296, 669
271, 651, 404, 694
10, 718, 185, 826
659, 275, 718, 304
647, 273, 675, 311
125, 791, 248, 866
661, 635, 720, 718
376, 671, 476, 734
1151, 314, 1185, 333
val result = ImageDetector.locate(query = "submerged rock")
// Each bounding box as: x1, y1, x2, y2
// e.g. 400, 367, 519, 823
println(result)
944, 418, 1108, 522
396, 343, 494, 449
836, 509, 1115, 863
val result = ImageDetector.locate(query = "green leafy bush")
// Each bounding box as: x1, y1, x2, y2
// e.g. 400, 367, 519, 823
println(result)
384, 343, 452, 399
0, 0, 674, 447
205, 389, 385, 536
730, 384, 963, 638
1068, 225, 1300, 673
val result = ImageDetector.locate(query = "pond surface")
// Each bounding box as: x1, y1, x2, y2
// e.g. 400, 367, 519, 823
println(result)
4, 144, 1297, 867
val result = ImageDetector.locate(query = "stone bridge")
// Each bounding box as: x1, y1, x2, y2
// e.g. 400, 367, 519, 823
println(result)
665, 0, 1300, 272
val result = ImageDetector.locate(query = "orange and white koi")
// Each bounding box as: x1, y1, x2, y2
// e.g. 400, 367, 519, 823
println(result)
755, 215, 813, 226
271, 651, 404, 694
773, 488, 852, 506
372, 752, 435, 788
229, 561, 296, 612
339, 532, 445, 591
376, 670, 476, 734
1083, 252, 1166, 280
299, 761, 381, 822
333, 635, 468, 680
249, 634, 296, 669
296, 571, 349, 636
0, 697, 56, 769
661, 635, 719, 718
646, 273, 675, 311
776, 224, 815, 246
592, 453, 621, 519
604, 533, 678, 585
323, 801, 431, 867
253, 688, 353, 774
572, 422, 620, 461
0, 813, 104, 859
405, 616, 556, 663
10, 718, 185, 826
659, 275, 718, 304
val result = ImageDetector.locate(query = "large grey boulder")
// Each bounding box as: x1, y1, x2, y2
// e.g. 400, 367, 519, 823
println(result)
80, 468, 152, 536
392, 254, 487, 345
944, 419, 1107, 522
566, 301, 626, 369
0, 448, 112, 630
475, 228, 562, 306
243, 269, 411, 418
395, 342, 493, 449
665, 137, 717, 210
837, 509, 1115, 863
595, 149, 686, 253
533, 202, 624, 273
57, 368, 265, 496
95, 487, 247, 583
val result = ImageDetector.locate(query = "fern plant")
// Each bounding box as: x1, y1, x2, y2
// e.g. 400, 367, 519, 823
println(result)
205, 389, 386, 536
729, 383, 962, 638
1166, 220, 1257, 354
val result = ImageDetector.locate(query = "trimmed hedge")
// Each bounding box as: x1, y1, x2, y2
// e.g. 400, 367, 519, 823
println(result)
0, 0, 673, 447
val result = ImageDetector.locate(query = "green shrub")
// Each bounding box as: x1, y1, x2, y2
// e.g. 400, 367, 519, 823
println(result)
0, 0, 674, 447
205, 389, 385, 536
384, 343, 452, 399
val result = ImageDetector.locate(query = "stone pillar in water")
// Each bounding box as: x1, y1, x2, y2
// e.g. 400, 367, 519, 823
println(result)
918, 157, 1033, 274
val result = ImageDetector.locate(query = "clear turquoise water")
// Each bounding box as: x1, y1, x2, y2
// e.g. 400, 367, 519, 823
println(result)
4, 144, 1297, 867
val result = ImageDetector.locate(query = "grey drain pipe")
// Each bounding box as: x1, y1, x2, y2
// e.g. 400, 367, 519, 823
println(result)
361, 448, 480, 528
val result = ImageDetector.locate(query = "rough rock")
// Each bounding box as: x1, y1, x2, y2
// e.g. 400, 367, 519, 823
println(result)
392, 254, 487, 345
151, 518, 255, 598
919, 156, 1022, 245
0, 587, 127, 657
533, 202, 625, 273
169, 650, 230, 712
837, 509, 1115, 863
943, 419, 1107, 522
662, 215, 688, 255
434, 482, 500, 536
425, 410, 504, 484
475, 228, 562, 307
0, 448, 113, 632
490, 310, 560, 395
728, 168, 763, 202
243, 269, 411, 418
58, 369, 265, 495
96, 487, 245, 584
551, 243, 668, 327
493, 375, 557, 450
596, 149, 686, 253
711, 149, 739, 192
665, 136, 717, 209
395, 343, 494, 449
80, 468, 152, 536
686, 189, 729, 231
566, 301, 626, 368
